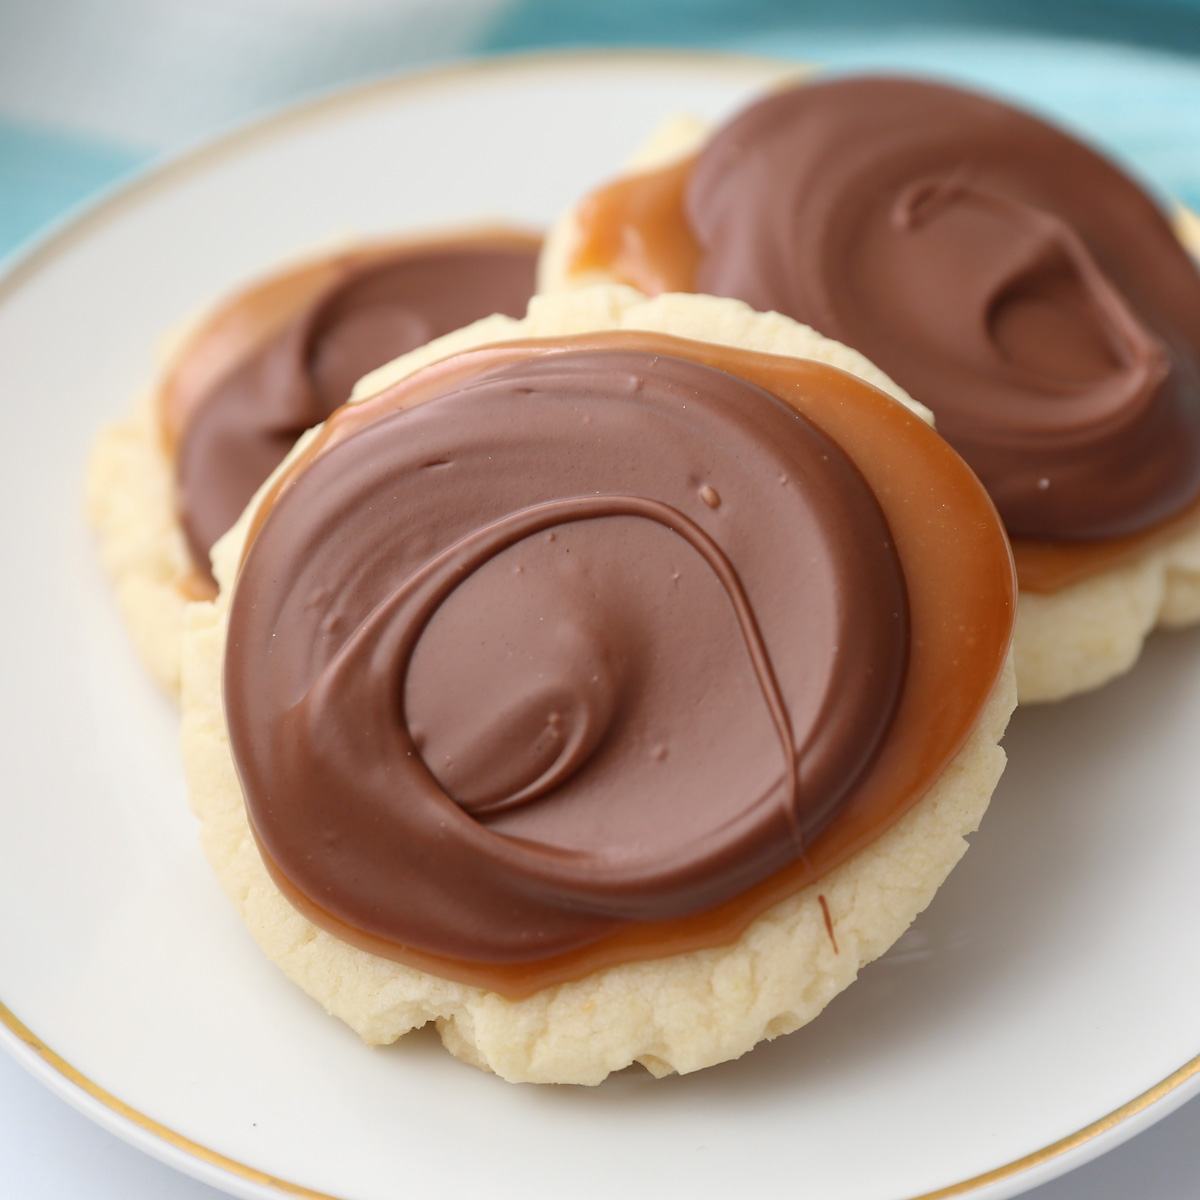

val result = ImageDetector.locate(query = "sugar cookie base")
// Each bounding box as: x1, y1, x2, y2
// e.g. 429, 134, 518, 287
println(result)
181, 287, 1008, 1085
540, 114, 1200, 705
1014, 516, 1200, 702
84, 386, 194, 696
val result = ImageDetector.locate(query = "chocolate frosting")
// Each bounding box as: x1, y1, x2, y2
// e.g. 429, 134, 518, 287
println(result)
678, 77, 1200, 540
175, 235, 539, 576
224, 347, 909, 963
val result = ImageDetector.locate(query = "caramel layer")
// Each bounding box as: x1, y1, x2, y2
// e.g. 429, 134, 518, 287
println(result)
227, 331, 1013, 997
1012, 493, 1200, 592
571, 156, 698, 294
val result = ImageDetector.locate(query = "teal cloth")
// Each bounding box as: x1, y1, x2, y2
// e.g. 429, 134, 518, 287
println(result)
726, 32, 1200, 213
486, 0, 1200, 59
0, 119, 144, 262
484, 6, 1200, 212
7, 5, 1200, 258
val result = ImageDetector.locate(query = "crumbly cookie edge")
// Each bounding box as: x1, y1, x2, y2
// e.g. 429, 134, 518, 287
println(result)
84, 389, 192, 697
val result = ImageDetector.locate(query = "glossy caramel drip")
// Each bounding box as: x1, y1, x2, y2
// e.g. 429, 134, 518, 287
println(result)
571, 156, 699, 294
230, 331, 1014, 996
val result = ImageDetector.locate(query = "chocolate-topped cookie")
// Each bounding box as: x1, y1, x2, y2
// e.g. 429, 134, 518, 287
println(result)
181, 286, 1016, 1083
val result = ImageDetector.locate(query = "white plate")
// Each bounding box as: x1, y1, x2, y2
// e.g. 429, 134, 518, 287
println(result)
1, 50, 1198, 1200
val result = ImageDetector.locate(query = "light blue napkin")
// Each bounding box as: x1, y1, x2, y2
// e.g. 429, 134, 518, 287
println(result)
0, 119, 143, 260
6, 4, 1200, 260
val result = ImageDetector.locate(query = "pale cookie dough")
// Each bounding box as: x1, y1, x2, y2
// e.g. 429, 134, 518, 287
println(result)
181, 286, 1014, 1085
1015, 518, 1200, 703
84, 270, 305, 697
541, 116, 1200, 705
85, 380, 195, 696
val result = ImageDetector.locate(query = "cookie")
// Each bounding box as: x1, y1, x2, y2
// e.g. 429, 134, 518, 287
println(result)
181, 286, 1016, 1084
86, 229, 540, 694
541, 77, 1200, 703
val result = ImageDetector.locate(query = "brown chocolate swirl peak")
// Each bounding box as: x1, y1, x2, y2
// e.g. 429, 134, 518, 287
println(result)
225, 347, 910, 964
586, 77, 1200, 541
173, 233, 539, 578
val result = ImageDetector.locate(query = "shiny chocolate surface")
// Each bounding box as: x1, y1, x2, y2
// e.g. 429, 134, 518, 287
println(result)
225, 346, 909, 962
173, 233, 539, 576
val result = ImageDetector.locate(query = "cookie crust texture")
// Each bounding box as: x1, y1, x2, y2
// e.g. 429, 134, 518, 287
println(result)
539, 114, 1200, 705
85, 377, 195, 696
181, 287, 1015, 1085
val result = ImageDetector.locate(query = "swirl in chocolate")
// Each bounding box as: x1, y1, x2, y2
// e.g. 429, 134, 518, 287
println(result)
575, 77, 1200, 542
173, 234, 539, 578
224, 347, 910, 963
